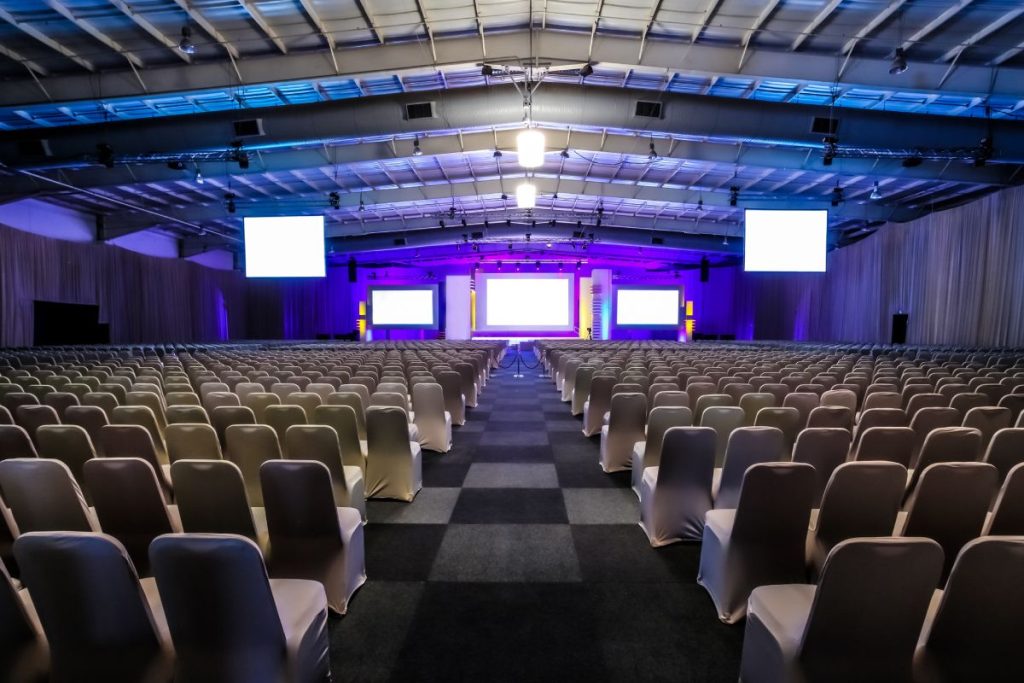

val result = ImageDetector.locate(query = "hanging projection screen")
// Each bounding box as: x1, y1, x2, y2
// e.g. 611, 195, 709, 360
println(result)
743, 209, 828, 272
615, 287, 681, 327
243, 216, 326, 278
369, 285, 439, 328
476, 273, 575, 332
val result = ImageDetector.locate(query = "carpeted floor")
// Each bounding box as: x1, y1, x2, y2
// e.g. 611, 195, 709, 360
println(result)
328, 354, 744, 682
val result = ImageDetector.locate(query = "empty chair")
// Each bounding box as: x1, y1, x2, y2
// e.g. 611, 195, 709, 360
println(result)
454, 362, 479, 408
43, 391, 79, 418
0, 405, 10, 425
412, 383, 452, 453
805, 405, 853, 431
997, 393, 1024, 425
311, 405, 366, 474
961, 406, 1012, 450
13, 404, 60, 441
84, 458, 180, 575
899, 462, 999, 580
910, 406, 962, 464
753, 407, 801, 453
224, 424, 282, 507
166, 423, 223, 463
583, 375, 616, 437
862, 391, 902, 412
950, 392, 991, 417
559, 359, 581, 402
599, 392, 647, 473
851, 426, 916, 468
0, 424, 39, 460
820, 388, 857, 413
914, 537, 1024, 683
234, 382, 264, 403
82, 391, 119, 418
793, 428, 854, 506
694, 394, 733, 424
241, 392, 280, 423
714, 426, 786, 509
783, 392, 819, 428
284, 425, 365, 521
210, 405, 257, 447
700, 405, 747, 467
435, 372, 466, 427
984, 462, 1024, 535
165, 391, 201, 407
150, 533, 330, 683
741, 538, 943, 683
110, 405, 166, 460
125, 392, 167, 432
364, 406, 422, 502
170, 460, 266, 549
0, 458, 97, 533
652, 390, 689, 409
199, 381, 231, 402
1, 393, 39, 414
96, 424, 173, 501
14, 532, 171, 682
284, 392, 323, 420
738, 392, 775, 426
571, 366, 596, 417
906, 392, 946, 418
62, 405, 108, 447
35, 424, 96, 492
982, 428, 1024, 485
905, 427, 984, 502
264, 405, 308, 446
203, 391, 241, 416
698, 462, 815, 623
0, 551, 47, 680
261, 460, 366, 615
639, 426, 716, 546
166, 403, 210, 425
806, 461, 906, 578
631, 406, 692, 498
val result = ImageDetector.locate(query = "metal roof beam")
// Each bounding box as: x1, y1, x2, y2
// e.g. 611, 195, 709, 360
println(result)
841, 0, 907, 55
171, 0, 239, 59
2, 30, 1024, 107
691, 0, 725, 43
0, 6, 94, 71
236, 0, 287, 53
902, 0, 974, 53
109, 0, 191, 64
938, 7, 1024, 62
791, 0, 843, 51
0, 44, 48, 77
43, 0, 144, 68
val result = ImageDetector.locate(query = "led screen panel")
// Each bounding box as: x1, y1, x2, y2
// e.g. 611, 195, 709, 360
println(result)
615, 287, 681, 327
369, 286, 439, 328
476, 274, 574, 332
244, 216, 326, 278
743, 209, 827, 272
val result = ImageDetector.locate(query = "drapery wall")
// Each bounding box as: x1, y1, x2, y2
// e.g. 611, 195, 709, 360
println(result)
245, 265, 355, 340
0, 223, 247, 346
728, 184, 1024, 346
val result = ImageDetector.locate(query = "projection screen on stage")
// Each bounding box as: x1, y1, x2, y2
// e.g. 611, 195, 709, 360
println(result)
475, 273, 575, 332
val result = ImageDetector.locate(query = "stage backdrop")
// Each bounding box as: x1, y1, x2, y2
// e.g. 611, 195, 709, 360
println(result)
0, 223, 246, 346
727, 184, 1024, 347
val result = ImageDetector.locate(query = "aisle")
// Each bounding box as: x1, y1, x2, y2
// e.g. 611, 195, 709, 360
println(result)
328, 356, 743, 682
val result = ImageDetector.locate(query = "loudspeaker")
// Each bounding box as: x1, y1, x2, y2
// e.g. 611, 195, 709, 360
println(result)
347, 257, 357, 283
699, 257, 709, 283
891, 313, 909, 345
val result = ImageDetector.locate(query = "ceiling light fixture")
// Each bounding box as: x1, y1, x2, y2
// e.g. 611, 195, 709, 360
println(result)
225, 193, 236, 214
889, 47, 908, 75
178, 26, 196, 55
329, 192, 341, 210
516, 181, 537, 209
194, 165, 204, 184
517, 129, 545, 168
412, 138, 423, 156
869, 181, 882, 201
481, 64, 494, 77
648, 141, 658, 161
729, 186, 739, 207
580, 62, 594, 78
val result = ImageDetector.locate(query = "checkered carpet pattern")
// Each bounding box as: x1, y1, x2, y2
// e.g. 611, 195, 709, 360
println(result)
327, 356, 743, 682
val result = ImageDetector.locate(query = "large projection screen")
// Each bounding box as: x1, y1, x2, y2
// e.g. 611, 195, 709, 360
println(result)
744, 209, 827, 273
369, 286, 439, 328
244, 216, 326, 278
476, 273, 575, 332
615, 287, 681, 327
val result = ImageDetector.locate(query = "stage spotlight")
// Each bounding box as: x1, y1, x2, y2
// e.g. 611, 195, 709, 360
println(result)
580, 62, 594, 78
831, 185, 844, 207
869, 181, 882, 200
648, 142, 658, 161
225, 193, 236, 214
576, 260, 582, 270
496, 260, 502, 270
729, 186, 739, 207
525, 233, 531, 242
535, 260, 541, 270
178, 26, 196, 55
412, 138, 423, 156
481, 63, 494, 76
328, 191, 341, 210
889, 48, 908, 75
546, 242, 553, 248
517, 129, 545, 168
516, 181, 537, 209
560, 148, 570, 159
167, 160, 185, 171
194, 165, 204, 184
440, 220, 446, 229
493, 150, 503, 159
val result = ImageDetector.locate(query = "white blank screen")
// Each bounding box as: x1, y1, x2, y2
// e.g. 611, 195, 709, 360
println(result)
244, 216, 325, 277
744, 210, 827, 272
479, 275, 573, 331
371, 289, 436, 326
616, 289, 680, 326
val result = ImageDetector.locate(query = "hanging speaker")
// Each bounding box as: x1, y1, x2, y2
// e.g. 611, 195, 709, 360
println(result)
347, 257, 357, 283
699, 257, 709, 283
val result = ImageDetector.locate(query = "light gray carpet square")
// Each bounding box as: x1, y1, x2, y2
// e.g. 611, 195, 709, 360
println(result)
463, 463, 559, 488
563, 488, 641, 525
430, 524, 582, 582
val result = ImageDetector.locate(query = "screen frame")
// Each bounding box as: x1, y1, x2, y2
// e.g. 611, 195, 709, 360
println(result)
613, 285, 682, 329
367, 284, 440, 330
243, 215, 326, 278
742, 208, 828, 273
475, 272, 577, 334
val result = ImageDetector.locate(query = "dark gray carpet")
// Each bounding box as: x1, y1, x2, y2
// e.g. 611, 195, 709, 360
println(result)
328, 354, 744, 682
